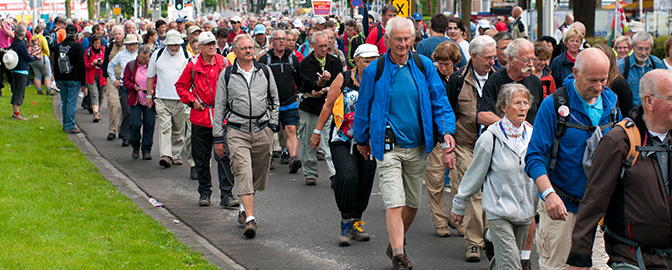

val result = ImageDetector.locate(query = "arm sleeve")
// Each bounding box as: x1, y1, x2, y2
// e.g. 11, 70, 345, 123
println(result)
477, 75, 499, 114
102, 42, 112, 78
147, 50, 158, 78
75, 45, 86, 84
84, 49, 94, 71
299, 59, 319, 93
524, 96, 556, 182
175, 61, 197, 105
365, 27, 378, 45
452, 132, 494, 215
446, 72, 461, 111
353, 61, 376, 145
212, 67, 228, 143
107, 53, 120, 83
267, 66, 280, 126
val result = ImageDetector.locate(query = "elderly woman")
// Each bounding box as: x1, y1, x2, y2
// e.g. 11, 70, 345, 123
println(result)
550, 28, 582, 87
664, 36, 672, 70
84, 34, 107, 123
123, 45, 157, 160
613, 35, 633, 61
451, 83, 538, 270
309, 44, 379, 246
8, 24, 39, 121
424, 40, 463, 237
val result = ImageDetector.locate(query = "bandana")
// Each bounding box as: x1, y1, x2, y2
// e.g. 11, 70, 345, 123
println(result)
501, 117, 526, 153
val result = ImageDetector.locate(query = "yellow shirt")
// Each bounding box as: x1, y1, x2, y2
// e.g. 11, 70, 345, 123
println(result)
32, 34, 50, 57
226, 52, 237, 64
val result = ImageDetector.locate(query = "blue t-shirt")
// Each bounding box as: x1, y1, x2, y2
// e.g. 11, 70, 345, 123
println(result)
573, 82, 603, 126
388, 65, 423, 148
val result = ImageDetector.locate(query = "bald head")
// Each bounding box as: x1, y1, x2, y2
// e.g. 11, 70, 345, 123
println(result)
512, 7, 523, 18
570, 22, 586, 36
640, 69, 672, 102
575, 48, 609, 76
565, 14, 574, 25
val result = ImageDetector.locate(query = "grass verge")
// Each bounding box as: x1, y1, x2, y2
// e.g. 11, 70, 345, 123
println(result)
0, 85, 217, 269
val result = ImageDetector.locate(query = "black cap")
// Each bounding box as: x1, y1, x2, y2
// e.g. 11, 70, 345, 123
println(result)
66, 24, 78, 34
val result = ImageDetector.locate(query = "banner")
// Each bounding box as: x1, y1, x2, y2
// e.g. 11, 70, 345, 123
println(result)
312, 0, 332, 16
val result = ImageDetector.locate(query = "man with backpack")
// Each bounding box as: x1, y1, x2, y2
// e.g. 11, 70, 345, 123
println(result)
354, 17, 456, 270
213, 34, 279, 238
567, 70, 672, 270
53, 24, 86, 133
525, 48, 618, 270
616, 31, 663, 106
365, 4, 397, 54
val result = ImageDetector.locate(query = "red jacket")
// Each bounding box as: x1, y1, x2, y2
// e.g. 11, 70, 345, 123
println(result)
365, 23, 387, 54
175, 54, 230, 128
123, 59, 156, 106
84, 46, 107, 86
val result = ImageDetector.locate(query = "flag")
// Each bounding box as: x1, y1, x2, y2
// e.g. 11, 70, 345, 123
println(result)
608, 0, 626, 46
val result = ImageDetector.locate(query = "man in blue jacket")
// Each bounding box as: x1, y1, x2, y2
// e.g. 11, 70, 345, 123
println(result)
616, 31, 663, 106
354, 17, 456, 270
525, 48, 619, 270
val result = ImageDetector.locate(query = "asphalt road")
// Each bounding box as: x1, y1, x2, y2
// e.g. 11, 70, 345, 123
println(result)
71, 95, 539, 270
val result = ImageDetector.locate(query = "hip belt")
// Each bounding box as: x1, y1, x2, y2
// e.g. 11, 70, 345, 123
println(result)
604, 225, 672, 270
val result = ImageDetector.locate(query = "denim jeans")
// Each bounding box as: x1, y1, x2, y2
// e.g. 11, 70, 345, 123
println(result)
130, 104, 156, 154
58, 81, 80, 130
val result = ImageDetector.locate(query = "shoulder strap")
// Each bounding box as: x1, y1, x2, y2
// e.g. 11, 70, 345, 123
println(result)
649, 55, 657, 70
616, 118, 641, 178
182, 46, 189, 59
157, 47, 165, 59
549, 87, 570, 172
129, 60, 136, 73
411, 52, 425, 76
374, 55, 386, 82
623, 56, 631, 79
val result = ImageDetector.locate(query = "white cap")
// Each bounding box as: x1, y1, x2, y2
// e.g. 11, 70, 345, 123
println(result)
165, 30, 183, 45
315, 16, 326, 24
628, 21, 645, 33
477, 19, 491, 29
293, 19, 303, 28
354, 44, 379, 58
230, 16, 242, 22
198, 31, 216, 44
82, 26, 92, 34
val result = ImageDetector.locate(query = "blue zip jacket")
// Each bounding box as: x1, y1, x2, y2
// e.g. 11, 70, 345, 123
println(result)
525, 74, 621, 213
10, 39, 37, 71
354, 52, 456, 160
616, 53, 664, 106
549, 51, 574, 89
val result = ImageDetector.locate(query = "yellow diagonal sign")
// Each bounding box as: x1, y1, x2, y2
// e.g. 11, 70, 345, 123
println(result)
391, 0, 411, 17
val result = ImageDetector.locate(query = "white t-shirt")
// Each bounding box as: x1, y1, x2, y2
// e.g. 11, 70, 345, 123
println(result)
649, 130, 667, 142
237, 62, 256, 86
147, 48, 187, 100
474, 70, 489, 97
664, 58, 672, 70
458, 40, 470, 61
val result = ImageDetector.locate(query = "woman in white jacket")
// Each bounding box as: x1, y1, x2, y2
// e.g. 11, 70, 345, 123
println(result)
451, 83, 539, 270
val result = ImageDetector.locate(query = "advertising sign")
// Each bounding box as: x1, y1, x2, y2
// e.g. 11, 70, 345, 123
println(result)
312, 0, 332, 16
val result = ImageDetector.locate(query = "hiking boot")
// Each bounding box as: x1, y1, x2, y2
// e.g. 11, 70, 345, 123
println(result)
93, 111, 101, 122
65, 128, 81, 134
305, 178, 316, 186
351, 219, 370, 241
269, 158, 274, 170
392, 254, 411, 270
237, 211, 246, 226
435, 226, 451, 237
280, 152, 290, 164
198, 194, 210, 206
316, 150, 325, 160
288, 156, 301, 173
385, 239, 411, 269
122, 139, 131, 147
143, 153, 152, 160
466, 246, 481, 262
172, 158, 183, 165
243, 219, 257, 238
107, 133, 116, 141
338, 220, 354, 246
46, 89, 56, 96
159, 156, 172, 168
220, 194, 240, 209
190, 167, 198, 180
484, 228, 494, 261
37, 90, 44, 95
132, 148, 140, 159
11, 114, 27, 121
521, 259, 531, 270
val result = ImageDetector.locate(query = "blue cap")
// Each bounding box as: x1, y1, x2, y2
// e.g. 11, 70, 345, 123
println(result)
412, 13, 422, 21
253, 24, 266, 35
176, 18, 184, 23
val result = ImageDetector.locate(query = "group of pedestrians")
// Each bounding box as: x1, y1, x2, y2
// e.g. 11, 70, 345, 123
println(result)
2, 6, 672, 270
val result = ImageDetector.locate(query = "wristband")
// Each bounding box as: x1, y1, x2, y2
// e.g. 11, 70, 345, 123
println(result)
542, 187, 556, 200
441, 142, 448, 149
313, 129, 322, 135
146, 95, 152, 98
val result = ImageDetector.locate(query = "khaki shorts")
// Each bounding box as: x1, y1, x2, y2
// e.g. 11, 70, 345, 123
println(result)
376, 145, 427, 209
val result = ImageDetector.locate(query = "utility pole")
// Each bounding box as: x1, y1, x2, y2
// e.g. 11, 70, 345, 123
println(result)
33, 0, 38, 28
542, 0, 553, 36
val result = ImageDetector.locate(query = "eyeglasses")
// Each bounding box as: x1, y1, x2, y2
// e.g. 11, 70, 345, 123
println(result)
516, 56, 537, 64
231, 21, 239, 24
273, 37, 286, 41
634, 46, 652, 52
511, 101, 530, 108
389, 36, 412, 44
478, 54, 497, 62
650, 94, 672, 102
236, 46, 254, 51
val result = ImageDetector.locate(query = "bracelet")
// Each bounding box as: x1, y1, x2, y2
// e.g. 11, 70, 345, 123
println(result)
441, 142, 448, 149
146, 95, 152, 98
542, 187, 556, 200
313, 129, 321, 135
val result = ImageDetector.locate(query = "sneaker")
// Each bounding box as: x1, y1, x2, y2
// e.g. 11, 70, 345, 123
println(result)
51, 84, 60, 92
11, 114, 27, 121
37, 90, 44, 95
237, 211, 246, 226
93, 111, 101, 122
435, 226, 451, 237
338, 221, 354, 246
466, 246, 481, 262
122, 139, 131, 147
172, 158, 183, 165
484, 228, 494, 261
65, 128, 81, 134
132, 148, 140, 159
243, 219, 257, 238
280, 152, 290, 164
46, 89, 56, 96
220, 194, 240, 209
198, 194, 210, 206
392, 254, 411, 270
190, 167, 198, 180
351, 219, 370, 241
521, 259, 531, 270
107, 133, 116, 141
305, 178, 316, 186
288, 156, 302, 173
143, 153, 152, 160
159, 156, 172, 168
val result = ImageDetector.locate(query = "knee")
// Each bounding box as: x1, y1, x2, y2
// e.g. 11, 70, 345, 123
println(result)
285, 125, 297, 136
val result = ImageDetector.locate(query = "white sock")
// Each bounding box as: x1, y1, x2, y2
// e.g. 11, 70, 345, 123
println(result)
484, 228, 492, 242
521, 250, 531, 260
239, 204, 245, 213
246, 216, 256, 223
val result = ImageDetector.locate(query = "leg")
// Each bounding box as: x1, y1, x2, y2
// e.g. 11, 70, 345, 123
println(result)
321, 115, 335, 177
285, 125, 299, 157
424, 143, 450, 232
536, 201, 576, 270
228, 128, 254, 213
215, 127, 235, 196
118, 87, 131, 140
10, 74, 27, 115
298, 110, 319, 179
170, 101, 187, 160
488, 219, 524, 270
141, 106, 156, 154
129, 105, 143, 150
106, 78, 120, 136
185, 109, 195, 167
155, 99, 174, 158
591, 226, 611, 270
249, 127, 273, 192
64, 81, 80, 130
331, 143, 363, 219
191, 124, 214, 197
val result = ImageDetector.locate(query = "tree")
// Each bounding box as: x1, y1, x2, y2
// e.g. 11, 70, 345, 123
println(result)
88, 0, 95, 20
461, 0, 471, 37
66, 0, 72, 17
574, 0, 596, 37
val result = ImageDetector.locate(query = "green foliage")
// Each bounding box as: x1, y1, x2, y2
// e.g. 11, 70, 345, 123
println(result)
103, 0, 135, 18
652, 35, 670, 60
0, 86, 217, 270
585, 37, 607, 46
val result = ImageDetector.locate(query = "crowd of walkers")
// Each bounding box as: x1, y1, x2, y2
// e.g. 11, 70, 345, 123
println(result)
1, 5, 672, 269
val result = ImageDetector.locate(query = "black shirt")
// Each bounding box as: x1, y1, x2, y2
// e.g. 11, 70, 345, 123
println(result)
477, 67, 544, 124
610, 76, 634, 116
258, 49, 301, 107
299, 51, 344, 115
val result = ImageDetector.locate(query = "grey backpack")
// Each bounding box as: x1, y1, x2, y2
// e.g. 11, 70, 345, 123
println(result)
58, 44, 73, 74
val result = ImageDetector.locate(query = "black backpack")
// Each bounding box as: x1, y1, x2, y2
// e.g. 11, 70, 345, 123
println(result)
374, 52, 426, 82
220, 61, 273, 120
156, 46, 189, 60
622, 55, 658, 79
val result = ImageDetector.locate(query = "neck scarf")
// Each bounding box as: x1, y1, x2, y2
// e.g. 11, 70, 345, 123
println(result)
501, 117, 525, 152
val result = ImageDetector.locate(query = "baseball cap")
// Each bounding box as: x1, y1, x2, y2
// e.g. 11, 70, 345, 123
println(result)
230, 16, 242, 22
82, 26, 92, 34
176, 18, 184, 23
198, 31, 216, 44
187, 25, 202, 35
293, 19, 303, 28
477, 20, 491, 29
165, 30, 183, 45
628, 21, 644, 33
412, 13, 422, 21
253, 24, 266, 35
315, 16, 326, 24
354, 44, 379, 58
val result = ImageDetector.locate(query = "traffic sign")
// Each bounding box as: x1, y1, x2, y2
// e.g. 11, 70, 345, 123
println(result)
391, 0, 410, 17
113, 4, 121, 15
351, 0, 361, 8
